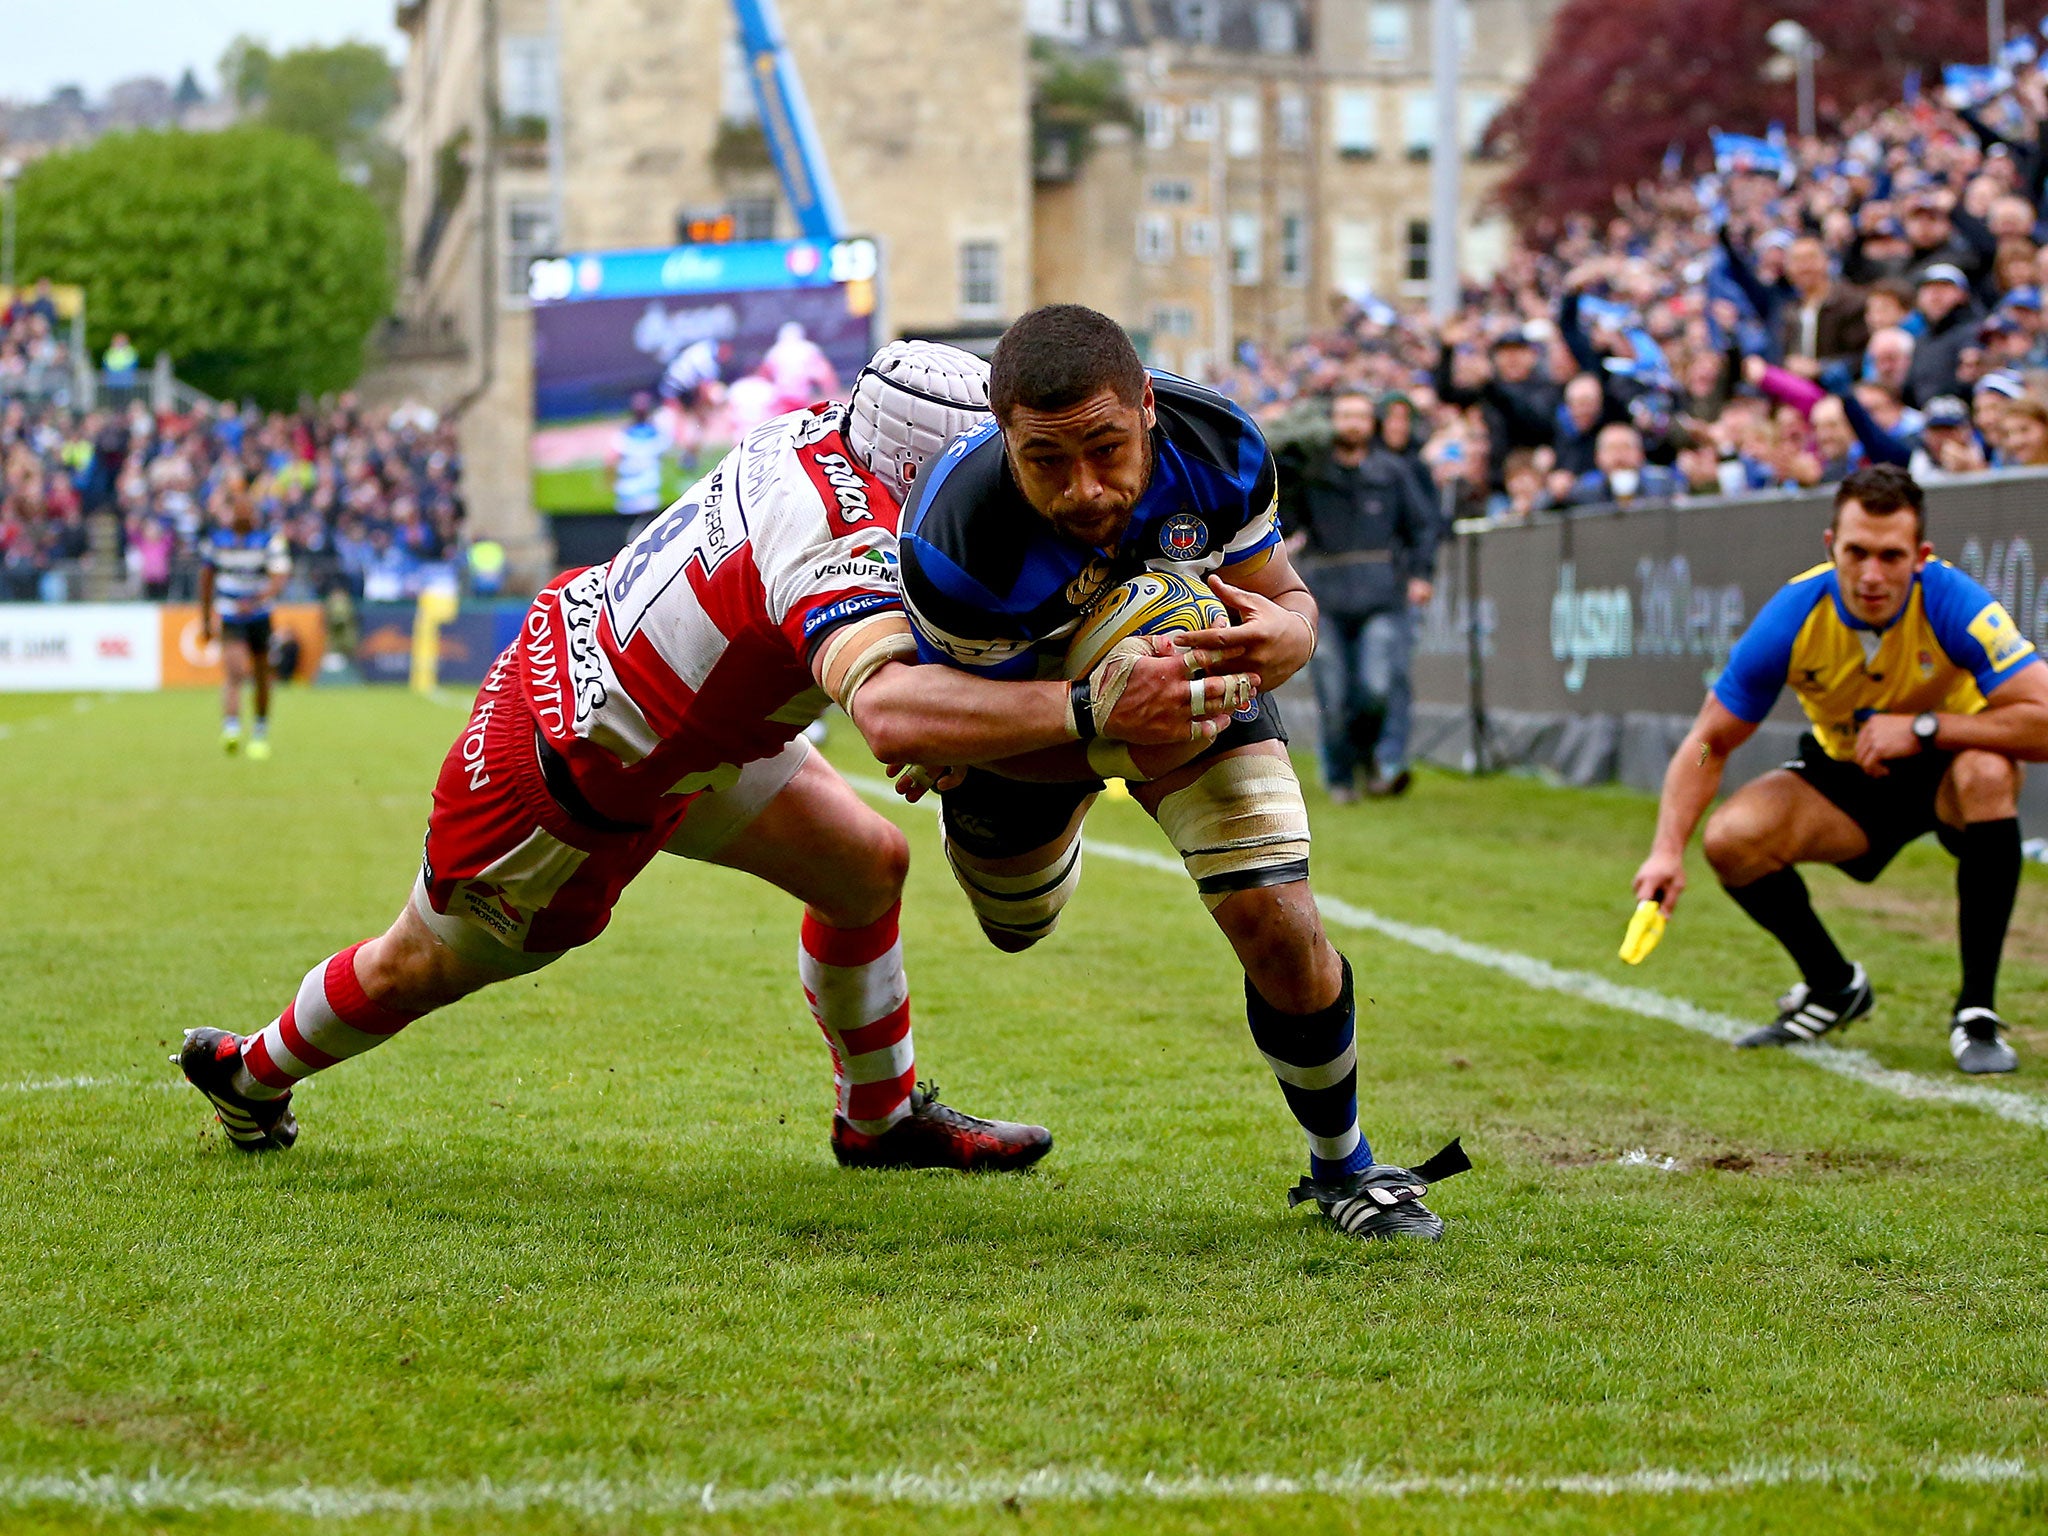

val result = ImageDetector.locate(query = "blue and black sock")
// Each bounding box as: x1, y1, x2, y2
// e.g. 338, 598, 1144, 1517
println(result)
1246, 956, 1372, 1181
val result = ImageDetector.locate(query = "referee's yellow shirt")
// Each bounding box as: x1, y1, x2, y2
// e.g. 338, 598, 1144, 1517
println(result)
1714, 560, 2040, 761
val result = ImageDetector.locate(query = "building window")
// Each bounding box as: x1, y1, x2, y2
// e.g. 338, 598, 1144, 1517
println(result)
1148, 178, 1195, 204
1176, 0, 1220, 44
1027, 0, 1088, 40
1142, 99, 1176, 149
1402, 92, 1436, 159
1255, 0, 1297, 54
718, 30, 757, 123
1225, 93, 1259, 158
1466, 215, 1511, 281
1335, 88, 1378, 157
730, 197, 776, 240
1279, 212, 1307, 285
1183, 216, 1217, 256
1151, 305, 1198, 337
1334, 217, 1378, 295
1463, 91, 1503, 155
1228, 211, 1261, 285
959, 240, 1001, 317
1277, 90, 1308, 151
1183, 100, 1216, 141
500, 35, 557, 124
505, 199, 555, 298
1138, 214, 1175, 264
1369, 3, 1411, 60
1405, 217, 1431, 284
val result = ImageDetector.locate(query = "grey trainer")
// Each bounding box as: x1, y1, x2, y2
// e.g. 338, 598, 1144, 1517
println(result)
1951, 1007, 2019, 1075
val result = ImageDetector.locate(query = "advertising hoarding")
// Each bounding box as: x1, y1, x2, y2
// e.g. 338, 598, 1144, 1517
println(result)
0, 605, 161, 691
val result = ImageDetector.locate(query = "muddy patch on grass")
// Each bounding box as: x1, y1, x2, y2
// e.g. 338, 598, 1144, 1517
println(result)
1818, 871, 2048, 959
1491, 1124, 1914, 1177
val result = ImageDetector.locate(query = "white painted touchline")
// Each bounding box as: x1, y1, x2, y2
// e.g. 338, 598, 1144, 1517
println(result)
847, 776, 2048, 1134
1, 1457, 2036, 1515
1, 1076, 180, 1094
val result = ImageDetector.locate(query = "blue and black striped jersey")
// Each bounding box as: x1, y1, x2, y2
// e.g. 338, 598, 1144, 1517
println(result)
203, 525, 290, 620
897, 370, 1281, 678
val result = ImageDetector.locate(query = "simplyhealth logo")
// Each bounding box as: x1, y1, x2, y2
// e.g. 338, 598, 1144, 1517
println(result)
1550, 559, 1746, 693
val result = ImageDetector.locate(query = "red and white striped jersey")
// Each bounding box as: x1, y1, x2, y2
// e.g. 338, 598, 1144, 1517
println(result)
517, 404, 903, 823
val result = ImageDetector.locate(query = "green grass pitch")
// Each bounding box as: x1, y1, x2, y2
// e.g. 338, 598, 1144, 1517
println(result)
3, 688, 2047, 1534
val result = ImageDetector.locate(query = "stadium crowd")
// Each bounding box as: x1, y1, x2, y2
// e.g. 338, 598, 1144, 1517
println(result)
1, 374, 467, 604
1219, 58, 2048, 523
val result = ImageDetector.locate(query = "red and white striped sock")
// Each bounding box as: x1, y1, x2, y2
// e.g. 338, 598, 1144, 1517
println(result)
799, 904, 915, 1135
233, 942, 425, 1100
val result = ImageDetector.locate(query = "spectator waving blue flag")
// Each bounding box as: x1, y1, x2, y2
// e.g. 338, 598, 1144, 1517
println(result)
1712, 131, 1787, 178
1943, 65, 2012, 111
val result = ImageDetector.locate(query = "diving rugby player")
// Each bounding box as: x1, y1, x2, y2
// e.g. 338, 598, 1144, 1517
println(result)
177, 343, 1253, 1167
897, 305, 1466, 1241
1633, 465, 2048, 1072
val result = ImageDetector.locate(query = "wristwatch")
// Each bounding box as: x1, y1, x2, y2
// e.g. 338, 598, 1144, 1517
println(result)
1912, 711, 1939, 751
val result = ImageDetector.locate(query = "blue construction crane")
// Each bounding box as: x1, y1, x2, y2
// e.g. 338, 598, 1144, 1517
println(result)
729, 0, 847, 243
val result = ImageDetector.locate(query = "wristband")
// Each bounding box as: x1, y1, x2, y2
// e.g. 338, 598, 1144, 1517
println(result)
1067, 677, 1097, 740
1288, 607, 1317, 657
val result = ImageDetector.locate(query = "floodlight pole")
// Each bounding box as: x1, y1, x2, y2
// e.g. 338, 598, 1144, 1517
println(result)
1796, 41, 1815, 140
1427, 0, 1461, 321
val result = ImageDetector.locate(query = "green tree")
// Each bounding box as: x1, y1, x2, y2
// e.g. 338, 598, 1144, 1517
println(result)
1031, 39, 1137, 179
220, 37, 402, 235
14, 125, 392, 406
258, 42, 397, 164
218, 35, 272, 109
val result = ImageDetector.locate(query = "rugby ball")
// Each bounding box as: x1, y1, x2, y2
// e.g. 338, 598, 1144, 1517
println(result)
1063, 569, 1227, 680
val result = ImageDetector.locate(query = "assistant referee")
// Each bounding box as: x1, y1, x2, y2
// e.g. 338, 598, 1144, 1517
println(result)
1632, 465, 2048, 1073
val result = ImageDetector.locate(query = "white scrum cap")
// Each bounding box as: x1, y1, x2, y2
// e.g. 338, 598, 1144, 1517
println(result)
846, 340, 991, 499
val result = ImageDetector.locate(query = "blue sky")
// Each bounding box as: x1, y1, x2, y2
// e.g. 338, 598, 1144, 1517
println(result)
3, 0, 406, 102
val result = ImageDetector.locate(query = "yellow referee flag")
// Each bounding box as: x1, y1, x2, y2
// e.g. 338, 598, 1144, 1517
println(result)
1619, 900, 1668, 965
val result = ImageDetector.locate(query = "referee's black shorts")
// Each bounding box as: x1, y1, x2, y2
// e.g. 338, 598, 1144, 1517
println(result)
1786, 730, 1955, 882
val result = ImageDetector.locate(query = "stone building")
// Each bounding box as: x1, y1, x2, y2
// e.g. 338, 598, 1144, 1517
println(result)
1029, 0, 1559, 377
385, 0, 1031, 572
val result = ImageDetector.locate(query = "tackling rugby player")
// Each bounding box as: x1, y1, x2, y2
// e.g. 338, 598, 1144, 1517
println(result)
1632, 464, 2048, 1072
894, 305, 1468, 1241
177, 343, 1253, 1168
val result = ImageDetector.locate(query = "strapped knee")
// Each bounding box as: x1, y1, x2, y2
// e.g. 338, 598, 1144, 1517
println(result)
943, 836, 1082, 950
1154, 753, 1311, 911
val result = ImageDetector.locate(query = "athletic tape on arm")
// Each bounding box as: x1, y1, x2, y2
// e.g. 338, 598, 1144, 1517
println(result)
816, 613, 921, 714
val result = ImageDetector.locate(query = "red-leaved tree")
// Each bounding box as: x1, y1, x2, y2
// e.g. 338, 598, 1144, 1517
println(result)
1493, 0, 2048, 233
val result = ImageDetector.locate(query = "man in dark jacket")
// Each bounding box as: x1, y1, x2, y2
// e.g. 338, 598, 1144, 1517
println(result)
1433, 322, 1561, 487
1905, 265, 1985, 408
1279, 391, 1440, 801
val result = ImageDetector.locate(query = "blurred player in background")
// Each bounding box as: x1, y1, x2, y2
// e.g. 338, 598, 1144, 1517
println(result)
198, 473, 289, 760
177, 342, 1251, 1170
609, 392, 673, 522
657, 337, 730, 469
761, 321, 840, 413
1633, 465, 2048, 1073
895, 305, 1467, 1242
